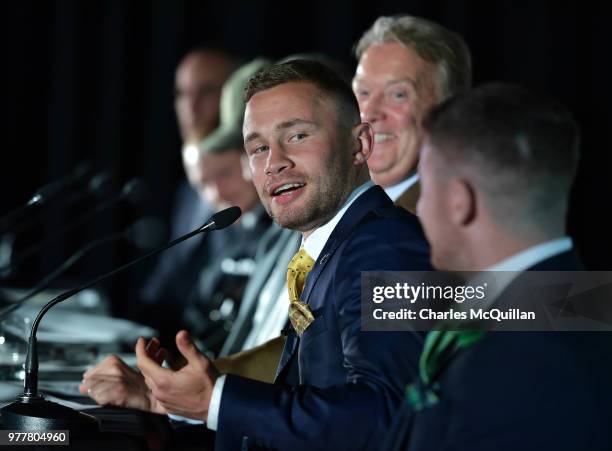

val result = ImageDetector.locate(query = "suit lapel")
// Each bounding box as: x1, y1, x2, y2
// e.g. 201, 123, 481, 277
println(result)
300, 186, 393, 304
274, 186, 393, 382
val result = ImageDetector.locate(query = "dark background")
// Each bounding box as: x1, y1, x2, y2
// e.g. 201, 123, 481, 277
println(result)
2, 0, 610, 315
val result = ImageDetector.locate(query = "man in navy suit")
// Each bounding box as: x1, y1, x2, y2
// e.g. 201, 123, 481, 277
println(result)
82, 59, 431, 449
383, 83, 612, 450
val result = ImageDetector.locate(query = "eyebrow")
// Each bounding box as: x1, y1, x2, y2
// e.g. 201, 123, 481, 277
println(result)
276, 118, 316, 131
353, 76, 417, 89
244, 118, 317, 144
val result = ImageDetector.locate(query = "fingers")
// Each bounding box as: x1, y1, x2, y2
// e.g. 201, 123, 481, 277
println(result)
135, 337, 169, 381
153, 347, 167, 365
175, 330, 202, 362
145, 337, 160, 355
175, 330, 217, 379
78, 383, 90, 395
82, 337, 163, 384
80, 374, 150, 411
82, 354, 127, 380
145, 337, 167, 365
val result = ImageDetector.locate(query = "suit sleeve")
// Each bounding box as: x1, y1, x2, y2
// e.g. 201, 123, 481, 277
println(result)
215, 218, 431, 451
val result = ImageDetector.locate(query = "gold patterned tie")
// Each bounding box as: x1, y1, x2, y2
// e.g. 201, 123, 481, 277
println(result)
287, 247, 315, 336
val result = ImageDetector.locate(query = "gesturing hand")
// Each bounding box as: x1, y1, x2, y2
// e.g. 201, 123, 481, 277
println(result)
79, 337, 168, 414
136, 330, 218, 422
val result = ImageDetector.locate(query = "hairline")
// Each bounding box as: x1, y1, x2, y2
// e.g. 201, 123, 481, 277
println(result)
247, 80, 359, 133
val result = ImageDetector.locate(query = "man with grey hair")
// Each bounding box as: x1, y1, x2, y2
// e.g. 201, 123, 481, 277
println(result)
352, 14, 471, 212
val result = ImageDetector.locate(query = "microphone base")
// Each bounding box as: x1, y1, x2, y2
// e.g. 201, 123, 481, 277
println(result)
1, 395, 99, 434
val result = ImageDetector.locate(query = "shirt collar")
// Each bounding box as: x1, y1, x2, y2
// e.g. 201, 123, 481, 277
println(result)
384, 174, 419, 202
302, 180, 374, 261
466, 236, 574, 312
487, 236, 573, 272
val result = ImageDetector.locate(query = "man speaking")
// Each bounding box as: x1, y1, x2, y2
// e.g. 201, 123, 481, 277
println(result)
82, 60, 431, 450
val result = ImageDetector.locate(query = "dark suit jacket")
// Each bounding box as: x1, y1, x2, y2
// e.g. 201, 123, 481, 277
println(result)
385, 250, 612, 451
214, 185, 432, 451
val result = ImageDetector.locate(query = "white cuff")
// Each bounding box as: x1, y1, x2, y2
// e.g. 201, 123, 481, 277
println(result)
207, 374, 226, 431
167, 413, 204, 425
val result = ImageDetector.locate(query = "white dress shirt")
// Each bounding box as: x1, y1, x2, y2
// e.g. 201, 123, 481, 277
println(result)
383, 174, 419, 202
241, 236, 297, 351
487, 237, 573, 272
207, 180, 374, 430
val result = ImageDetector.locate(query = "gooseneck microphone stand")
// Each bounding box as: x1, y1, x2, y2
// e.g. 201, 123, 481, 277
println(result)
0, 206, 241, 432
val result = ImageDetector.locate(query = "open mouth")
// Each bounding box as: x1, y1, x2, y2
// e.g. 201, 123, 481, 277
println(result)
271, 183, 306, 197
269, 182, 306, 205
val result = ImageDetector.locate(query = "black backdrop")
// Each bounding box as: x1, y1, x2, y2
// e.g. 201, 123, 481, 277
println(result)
2, 0, 610, 315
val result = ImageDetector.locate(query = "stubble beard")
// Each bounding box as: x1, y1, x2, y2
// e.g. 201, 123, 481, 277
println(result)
264, 155, 353, 233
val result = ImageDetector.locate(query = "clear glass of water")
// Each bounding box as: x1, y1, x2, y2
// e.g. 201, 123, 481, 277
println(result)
0, 313, 30, 380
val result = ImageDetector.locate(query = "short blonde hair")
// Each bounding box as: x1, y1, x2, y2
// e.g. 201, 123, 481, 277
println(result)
355, 15, 472, 101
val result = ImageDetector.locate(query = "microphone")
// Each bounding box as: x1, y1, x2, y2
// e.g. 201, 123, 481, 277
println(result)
0, 217, 166, 320
27, 163, 92, 207
0, 178, 147, 274
0, 206, 241, 432
54, 171, 115, 209
0, 163, 91, 232
7, 171, 115, 240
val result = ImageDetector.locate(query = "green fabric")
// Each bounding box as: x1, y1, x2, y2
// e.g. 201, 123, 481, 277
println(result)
406, 329, 485, 410
420, 330, 485, 384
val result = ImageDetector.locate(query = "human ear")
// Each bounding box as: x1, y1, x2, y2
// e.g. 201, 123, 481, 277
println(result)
449, 178, 476, 226
351, 122, 373, 165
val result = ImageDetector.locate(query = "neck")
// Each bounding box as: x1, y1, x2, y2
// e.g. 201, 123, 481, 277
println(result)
302, 229, 314, 240
301, 177, 365, 240
355, 165, 372, 186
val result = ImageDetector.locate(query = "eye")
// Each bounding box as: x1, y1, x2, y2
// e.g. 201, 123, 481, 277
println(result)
391, 90, 408, 100
289, 132, 308, 142
249, 145, 269, 155
355, 89, 369, 98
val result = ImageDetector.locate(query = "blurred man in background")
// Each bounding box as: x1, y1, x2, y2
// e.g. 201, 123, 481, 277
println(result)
133, 50, 254, 352
178, 59, 274, 356
174, 49, 238, 143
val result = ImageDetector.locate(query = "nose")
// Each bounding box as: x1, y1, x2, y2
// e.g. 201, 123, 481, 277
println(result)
265, 145, 293, 176
360, 92, 385, 124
